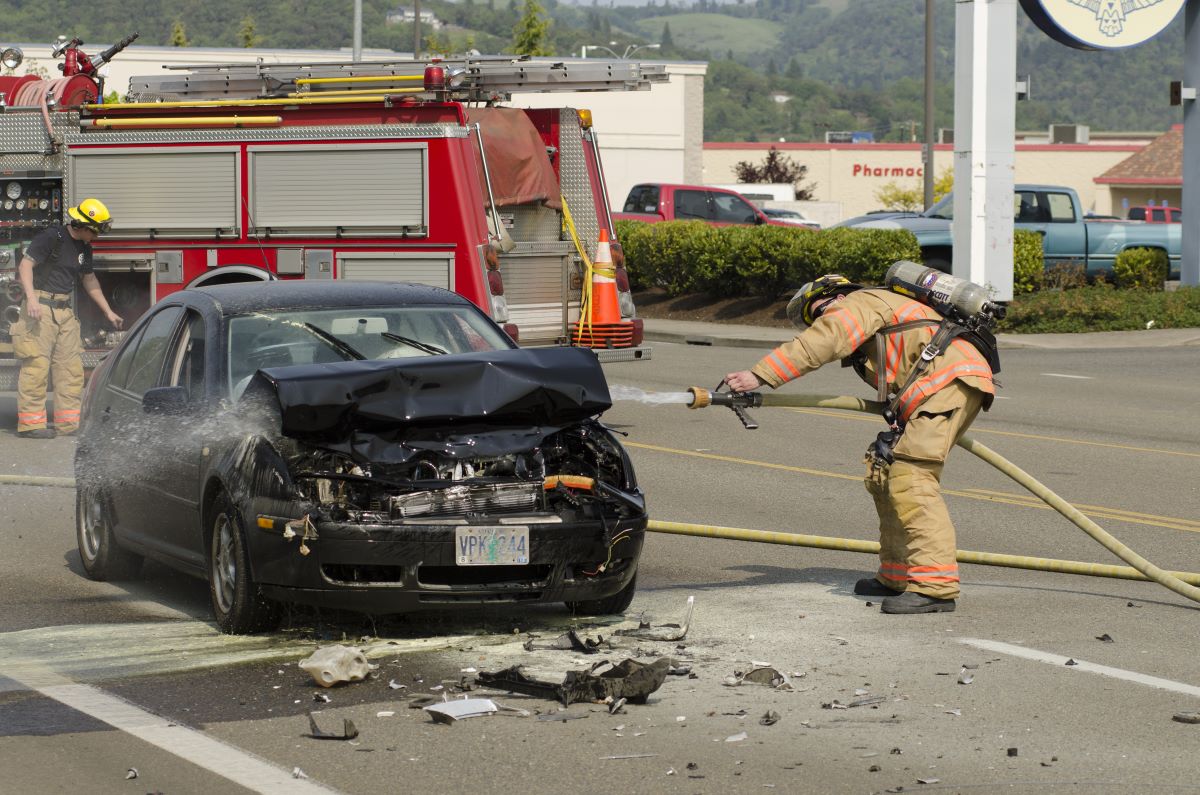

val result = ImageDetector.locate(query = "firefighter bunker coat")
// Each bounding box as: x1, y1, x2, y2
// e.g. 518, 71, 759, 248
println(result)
751, 288, 995, 599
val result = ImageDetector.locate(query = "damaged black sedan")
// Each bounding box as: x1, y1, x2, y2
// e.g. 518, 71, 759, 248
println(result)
75, 281, 646, 633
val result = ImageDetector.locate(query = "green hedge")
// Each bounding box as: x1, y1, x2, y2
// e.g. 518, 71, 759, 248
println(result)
1000, 285, 1200, 332
1012, 229, 1044, 294
1113, 247, 1168, 291
615, 220, 920, 297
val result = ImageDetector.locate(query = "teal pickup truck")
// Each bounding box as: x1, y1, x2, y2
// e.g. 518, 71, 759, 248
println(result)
837, 184, 1181, 280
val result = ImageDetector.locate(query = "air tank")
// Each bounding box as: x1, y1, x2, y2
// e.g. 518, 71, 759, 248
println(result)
884, 260, 1004, 321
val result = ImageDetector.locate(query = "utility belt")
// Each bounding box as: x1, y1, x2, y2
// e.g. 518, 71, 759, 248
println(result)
35, 290, 73, 310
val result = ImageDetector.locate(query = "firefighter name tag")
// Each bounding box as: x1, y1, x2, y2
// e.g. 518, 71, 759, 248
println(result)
455, 526, 529, 566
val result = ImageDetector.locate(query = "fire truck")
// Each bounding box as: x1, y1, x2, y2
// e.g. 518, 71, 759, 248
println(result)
0, 36, 660, 390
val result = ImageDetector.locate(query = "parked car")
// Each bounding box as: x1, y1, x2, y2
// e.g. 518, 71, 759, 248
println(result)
75, 281, 647, 633
1127, 205, 1181, 223
836, 185, 1180, 279
613, 183, 805, 228
761, 207, 821, 229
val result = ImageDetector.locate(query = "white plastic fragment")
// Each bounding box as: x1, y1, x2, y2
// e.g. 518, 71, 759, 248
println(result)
377, 711, 396, 718
388, 679, 407, 691
423, 698, 498, 723
725, 731, 748, 743
298, 645, 377, 688
125, 769, 138, 780
292, 767, 308, 779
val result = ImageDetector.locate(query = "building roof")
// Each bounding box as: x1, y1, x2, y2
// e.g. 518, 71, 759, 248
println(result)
1094, 125, 1182, 185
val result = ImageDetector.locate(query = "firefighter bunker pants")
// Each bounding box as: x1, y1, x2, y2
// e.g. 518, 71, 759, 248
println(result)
864, 381, 984, 600
13, 295, 84, 433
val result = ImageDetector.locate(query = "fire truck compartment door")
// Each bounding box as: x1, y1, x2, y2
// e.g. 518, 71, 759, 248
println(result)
500, 252, 576, 346
336, 252, 453, 290
248, 144, 427, 236
68, 147, 239, 237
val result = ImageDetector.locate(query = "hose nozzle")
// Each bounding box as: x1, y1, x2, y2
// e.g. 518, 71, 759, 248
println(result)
686, 387, 762, 429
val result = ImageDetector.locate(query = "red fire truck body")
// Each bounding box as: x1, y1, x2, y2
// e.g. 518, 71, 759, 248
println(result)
0, 46, 658, 388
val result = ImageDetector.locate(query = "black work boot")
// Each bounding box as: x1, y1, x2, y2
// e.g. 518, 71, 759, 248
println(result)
881, 591, 956, 614
854, 578, 899, 597
17, 428, 57, 439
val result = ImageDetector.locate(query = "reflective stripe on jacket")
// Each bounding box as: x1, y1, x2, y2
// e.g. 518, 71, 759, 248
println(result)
750, 288, 994, 421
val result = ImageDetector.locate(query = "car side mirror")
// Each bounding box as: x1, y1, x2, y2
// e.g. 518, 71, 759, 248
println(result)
143, 385, 191, 415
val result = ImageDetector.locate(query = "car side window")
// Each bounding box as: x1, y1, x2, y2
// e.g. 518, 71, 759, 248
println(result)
624, 185, 659, 213
1150, 209, 1165, 222
105, 325, 147, 391
169, 311, 207, 403
1170, 209, 1181, 222
1046, 193, 1076, 222
1015, 191, 1044, 222
124, 306, 185, 397
675, 190, 710, 220
711, 192, 757, 224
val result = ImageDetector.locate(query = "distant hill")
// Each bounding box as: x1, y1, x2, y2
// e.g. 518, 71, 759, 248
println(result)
0, 0, 1182, 139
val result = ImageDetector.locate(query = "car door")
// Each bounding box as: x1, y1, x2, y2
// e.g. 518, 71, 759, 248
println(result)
1041, 191, 1086, 267
98, 304, 187, 558
138, 309, 210, 569
710, 191, 761, 225
673, 189, 712, 221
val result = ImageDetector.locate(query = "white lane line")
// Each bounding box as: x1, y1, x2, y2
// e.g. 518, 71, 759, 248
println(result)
1041, 372, 1093, 380
960, 638, 1200, 698
7, 668, 337, 794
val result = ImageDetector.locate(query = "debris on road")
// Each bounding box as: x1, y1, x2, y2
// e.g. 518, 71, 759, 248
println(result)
523, 630, 610, 654
917, 777, 941, 784
479, 658, 670, 706
609, 697, 627, 715
387, 679, 407, 691
423, 698, 499, 724
306, 712, 360, 741
760, 710, 781, 726
958, 668, 974, 685
299, 645, 377, 688
1096, 634, 1114, 643
1007, 747, 1019, 757
616, 596, 695, 642
1173, 712, 1200, 724
536, 710, 589, 722
312, 693, 331, 703
125, 768, 138, 780
725, 731, 748, 742
723, 666, 795, 691
601, 753, 660, 760
292, 767, 309, 779
823, 695, 885, 709
1065, 659, 1079, 666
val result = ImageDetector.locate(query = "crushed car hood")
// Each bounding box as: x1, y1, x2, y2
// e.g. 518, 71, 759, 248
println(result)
248, 347, 612, 463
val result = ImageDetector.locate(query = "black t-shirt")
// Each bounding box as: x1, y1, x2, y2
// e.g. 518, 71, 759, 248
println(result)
25, 225, 93, 295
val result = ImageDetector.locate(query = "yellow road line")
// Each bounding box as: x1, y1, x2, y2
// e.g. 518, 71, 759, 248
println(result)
785, 407, 1200, 459
960, 487, 1200, 529
625, 441, 1200, 535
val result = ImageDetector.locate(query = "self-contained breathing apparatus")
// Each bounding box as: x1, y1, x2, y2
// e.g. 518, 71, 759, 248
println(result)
856, 260, 1004, 467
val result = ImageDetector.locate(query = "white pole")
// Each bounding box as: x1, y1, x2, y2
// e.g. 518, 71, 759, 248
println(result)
953, 0, 1016, 300
1182, 0, 1199, 285
353, 0, 363, 60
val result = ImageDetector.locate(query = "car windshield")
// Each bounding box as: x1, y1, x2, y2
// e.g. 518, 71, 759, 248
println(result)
228, 305, 512, 399
924, 195, 953, 219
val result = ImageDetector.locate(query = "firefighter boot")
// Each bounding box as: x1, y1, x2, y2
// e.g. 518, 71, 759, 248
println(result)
881, 591, 956, 614
18, 428, 58, 439
854, 578, 901, 597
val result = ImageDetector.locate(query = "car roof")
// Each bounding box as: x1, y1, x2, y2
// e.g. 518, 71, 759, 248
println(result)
192, 280, 473, 315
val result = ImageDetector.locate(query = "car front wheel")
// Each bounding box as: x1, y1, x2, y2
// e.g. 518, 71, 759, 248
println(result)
76, 486, 142, 581
567, 571, 638, 616
208, 491, 281, 634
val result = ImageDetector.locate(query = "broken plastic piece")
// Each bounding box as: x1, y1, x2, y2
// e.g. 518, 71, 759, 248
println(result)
1173, 711, 1200, 724
609, 697, 627, 715
958, 668, 974, 685
388, 679, 407, 691
299, 644, 377, 688
292, 767, 309, 779
1065, 658, 1078, 666
616, 596, 695, 641
479, 658, 670, 706
918, 777, 941, 784
423, 698, 498, 724
125, 769, 138, 780
1096, 633, 1114, 643
760, 710, 781, 726
724, 666, 794, 691
725, 731, 748, 742
601, 753, 660, 760
306, 712, 360, 741
523, 630, 608, 654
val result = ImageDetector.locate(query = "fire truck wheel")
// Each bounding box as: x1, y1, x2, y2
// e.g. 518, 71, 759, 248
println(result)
207, 491, 281, 635
76, 486, 143, 581
566, 571, 638, 616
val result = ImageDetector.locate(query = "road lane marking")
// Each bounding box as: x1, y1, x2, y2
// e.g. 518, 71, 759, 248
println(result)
960, 638, 1200, 698
785, 407, 1200, 459
625, 441, 1200, 534
1041, 373, 1094, 380
6, 666, 337, 794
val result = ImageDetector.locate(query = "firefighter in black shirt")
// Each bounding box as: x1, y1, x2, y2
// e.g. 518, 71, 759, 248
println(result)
13, 198, 124, 438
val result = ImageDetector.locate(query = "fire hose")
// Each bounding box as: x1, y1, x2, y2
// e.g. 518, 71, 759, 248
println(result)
678, 387, 1200, 605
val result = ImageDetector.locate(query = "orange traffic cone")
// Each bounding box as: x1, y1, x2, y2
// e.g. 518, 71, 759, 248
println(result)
572, 229, 634, 348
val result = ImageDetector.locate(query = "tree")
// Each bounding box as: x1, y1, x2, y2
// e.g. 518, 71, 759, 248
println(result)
874, 167, 953, 211
512, 0, 551, 56
170, 21, 189, 47
238, 16, 263, 48
660, 21, 674, 49
733, 147, 814, 199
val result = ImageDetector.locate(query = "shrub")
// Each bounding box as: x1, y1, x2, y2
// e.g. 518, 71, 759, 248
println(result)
1043, 261, 1088, 291
1000, 285, 1200, 333
1113, 247, 1168, 291
1012, 229, 1043, 294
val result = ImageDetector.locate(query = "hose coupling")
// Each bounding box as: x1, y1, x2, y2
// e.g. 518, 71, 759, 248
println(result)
685, 387, 762, 429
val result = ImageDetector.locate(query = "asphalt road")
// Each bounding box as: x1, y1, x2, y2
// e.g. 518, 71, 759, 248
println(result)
1, 342, 1199, 794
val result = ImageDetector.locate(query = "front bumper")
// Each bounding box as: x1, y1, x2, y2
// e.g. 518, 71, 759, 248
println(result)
250, 514, 645, 613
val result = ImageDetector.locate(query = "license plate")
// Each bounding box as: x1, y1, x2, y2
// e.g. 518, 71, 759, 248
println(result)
455, 526, 529, 566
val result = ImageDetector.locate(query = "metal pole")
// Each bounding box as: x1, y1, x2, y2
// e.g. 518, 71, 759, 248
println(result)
923, 0, 935, 209
414, 0, 422, 59
1182, 0, 1199, 286
353, 0, 363, 61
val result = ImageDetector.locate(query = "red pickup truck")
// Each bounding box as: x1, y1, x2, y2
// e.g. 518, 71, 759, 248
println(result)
1127, 205, 1181, 223
613, 183, 808, 227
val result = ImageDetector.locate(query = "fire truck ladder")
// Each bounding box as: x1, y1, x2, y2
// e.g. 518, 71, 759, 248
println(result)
126, 56, 669, 104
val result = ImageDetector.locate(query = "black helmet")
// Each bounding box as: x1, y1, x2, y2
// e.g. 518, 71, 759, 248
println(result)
786, 274, 863, 328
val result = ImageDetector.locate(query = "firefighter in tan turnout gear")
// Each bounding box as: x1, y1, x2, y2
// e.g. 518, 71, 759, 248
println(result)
13, 198, 124, 438
725, 273, 995, 614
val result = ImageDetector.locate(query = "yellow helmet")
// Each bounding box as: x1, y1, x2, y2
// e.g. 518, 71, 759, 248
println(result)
67, 198, 112, 233
786, 274, 863, 328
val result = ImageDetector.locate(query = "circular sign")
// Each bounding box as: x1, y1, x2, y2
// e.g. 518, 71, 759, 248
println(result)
1020, 0, 1184, 51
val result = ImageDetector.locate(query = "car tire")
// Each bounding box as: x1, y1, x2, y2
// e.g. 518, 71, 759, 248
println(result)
567, 571, 638, 616
208, 491, 281, 635
76, 486, 143, 581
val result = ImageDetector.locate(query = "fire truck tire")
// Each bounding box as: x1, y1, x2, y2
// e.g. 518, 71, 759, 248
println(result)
75, 486, 143, 581
207, 491, 281, 635
566, 571, 638, 616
